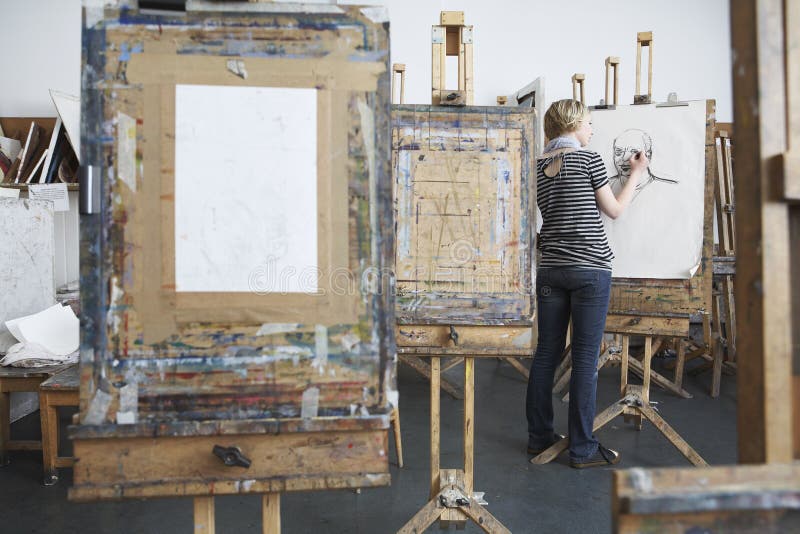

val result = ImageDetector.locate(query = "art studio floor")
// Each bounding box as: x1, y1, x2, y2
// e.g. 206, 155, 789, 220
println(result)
2, 350, 736, 534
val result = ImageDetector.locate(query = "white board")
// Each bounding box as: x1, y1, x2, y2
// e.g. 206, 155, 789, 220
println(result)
0, 198, 56, 353
586, 101, 706, 279
174, 85, 318, 293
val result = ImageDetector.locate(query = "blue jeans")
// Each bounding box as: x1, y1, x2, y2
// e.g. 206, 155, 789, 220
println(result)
526, 267, 611, 460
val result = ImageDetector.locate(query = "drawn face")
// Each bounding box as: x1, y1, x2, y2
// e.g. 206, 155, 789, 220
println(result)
613, 129, 653, 177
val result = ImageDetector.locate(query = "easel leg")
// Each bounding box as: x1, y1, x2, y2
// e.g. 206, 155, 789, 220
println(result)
39, 391, 58, 485
464, 357, 474, 496
430, 356, 440, 500
531, 400, 626, 465
674, 339, 686, 391
638, 404, 708, 467
457, 504, 512, 534
400, 354, 464, 400
503, 357, 530, 380
262, 493, 281, 534
0, 387, 9, 466
391, 407, 404, 468
194, 496, 215, 534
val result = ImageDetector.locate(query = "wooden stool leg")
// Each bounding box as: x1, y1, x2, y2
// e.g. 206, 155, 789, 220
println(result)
0, 388, 9, 466
39, 390, 59, 485
194, 496, 215, 534
262, 493, 280, 534
391, 407, 404, 468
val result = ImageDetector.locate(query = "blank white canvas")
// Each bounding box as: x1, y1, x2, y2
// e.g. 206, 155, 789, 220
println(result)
586, 101, 706, 279
175, 85, 318, 293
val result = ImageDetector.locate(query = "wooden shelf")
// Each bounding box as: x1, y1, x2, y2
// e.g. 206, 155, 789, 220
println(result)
1, 183, 79, 191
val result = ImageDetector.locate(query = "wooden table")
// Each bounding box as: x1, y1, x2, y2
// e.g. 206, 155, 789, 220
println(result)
0, 364, 72, 466
39, 365, 79, 485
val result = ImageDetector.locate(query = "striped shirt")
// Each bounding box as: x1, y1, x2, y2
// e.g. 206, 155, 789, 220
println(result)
537, 150, 614, 270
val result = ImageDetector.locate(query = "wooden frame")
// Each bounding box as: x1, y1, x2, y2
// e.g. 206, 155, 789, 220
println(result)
612, 2, 800, 530
634, 31, 653, 104
431, 11, 474, 106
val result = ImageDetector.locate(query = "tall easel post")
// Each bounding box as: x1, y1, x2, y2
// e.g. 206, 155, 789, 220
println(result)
571, 73, 586, 104
634, 31, 653, 104
399, 354, 510, 534
605, 56, 620, 106
393, 63, 406, 105
431, 11, 474, 106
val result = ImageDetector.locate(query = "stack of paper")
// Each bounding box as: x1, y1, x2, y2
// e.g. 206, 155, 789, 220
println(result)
0, 304, 79, 367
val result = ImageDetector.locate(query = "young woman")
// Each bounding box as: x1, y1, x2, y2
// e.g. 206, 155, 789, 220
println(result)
526, 99, 648, 468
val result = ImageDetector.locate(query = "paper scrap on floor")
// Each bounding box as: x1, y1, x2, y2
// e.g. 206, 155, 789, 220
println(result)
0, 304, 79, 367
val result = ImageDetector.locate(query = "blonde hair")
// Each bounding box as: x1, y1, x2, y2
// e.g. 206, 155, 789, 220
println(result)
544, 99, 588, 140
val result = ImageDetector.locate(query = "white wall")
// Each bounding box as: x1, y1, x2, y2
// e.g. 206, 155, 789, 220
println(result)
342, 0, 733, 120
1, 0, 733, 290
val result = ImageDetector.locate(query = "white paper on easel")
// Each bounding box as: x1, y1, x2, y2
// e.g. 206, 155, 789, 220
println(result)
585, 101, 706, 279
173, 84, 318, 293
117, 112, 137, 191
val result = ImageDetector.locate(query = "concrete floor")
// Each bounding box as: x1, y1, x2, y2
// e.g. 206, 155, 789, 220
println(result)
1, 353, 737, 533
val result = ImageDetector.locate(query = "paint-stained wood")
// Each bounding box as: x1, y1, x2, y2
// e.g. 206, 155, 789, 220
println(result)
69, 427, 388, 501
392, 105, 535, 324
613, 464, 800, 532
731, 0, 794, 465
74, 4, 394, 501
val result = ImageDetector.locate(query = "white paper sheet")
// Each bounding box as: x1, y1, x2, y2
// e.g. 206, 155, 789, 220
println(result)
29, 183, 70, 212
117, 112, 137, 191
174, 85, 318, 293
4, 304, 79, 356
585, 101, 707, 279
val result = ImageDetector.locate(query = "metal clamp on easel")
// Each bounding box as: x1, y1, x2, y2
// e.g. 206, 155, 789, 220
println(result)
634, 31, 653, 104
431, 11, 474, 106
571, 73, 586, 104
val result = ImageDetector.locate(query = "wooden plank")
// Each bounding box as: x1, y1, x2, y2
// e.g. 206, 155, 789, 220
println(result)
70, 429, 389, 500
396, 325, 532, 350
430, 356, 441, 500
639, 403, 707, 467
605, 315, 689, 338
194, 497, 215, 534
262, 493, 280, 534
504, 357, 530, 380
731, 0, 794, 464
464, 358, 474, 495
397, 494, 443, 534
457, 503, 512, 534
620, 336, 630, 396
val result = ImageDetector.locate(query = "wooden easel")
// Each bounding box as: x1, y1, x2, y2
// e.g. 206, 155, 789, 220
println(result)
605, 56, 620, 107
398, 353, 510, 534
634, 32, 653, 104
393, 63, 406, 105
533, 330, 708, 467
675, 125, 738, 398
496, 95, 507, 106
571, 73, 586, 104
194, 493, 280, 534
536, 99, 718, 468
431, 11, 474, 106
392, 103, 534, 532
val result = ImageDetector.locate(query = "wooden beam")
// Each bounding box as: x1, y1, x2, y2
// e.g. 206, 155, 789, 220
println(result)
730, 0, 794, 464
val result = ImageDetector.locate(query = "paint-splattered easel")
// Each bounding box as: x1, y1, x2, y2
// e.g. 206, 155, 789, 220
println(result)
395, 15, 530, 532
534, 33, 713, 468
